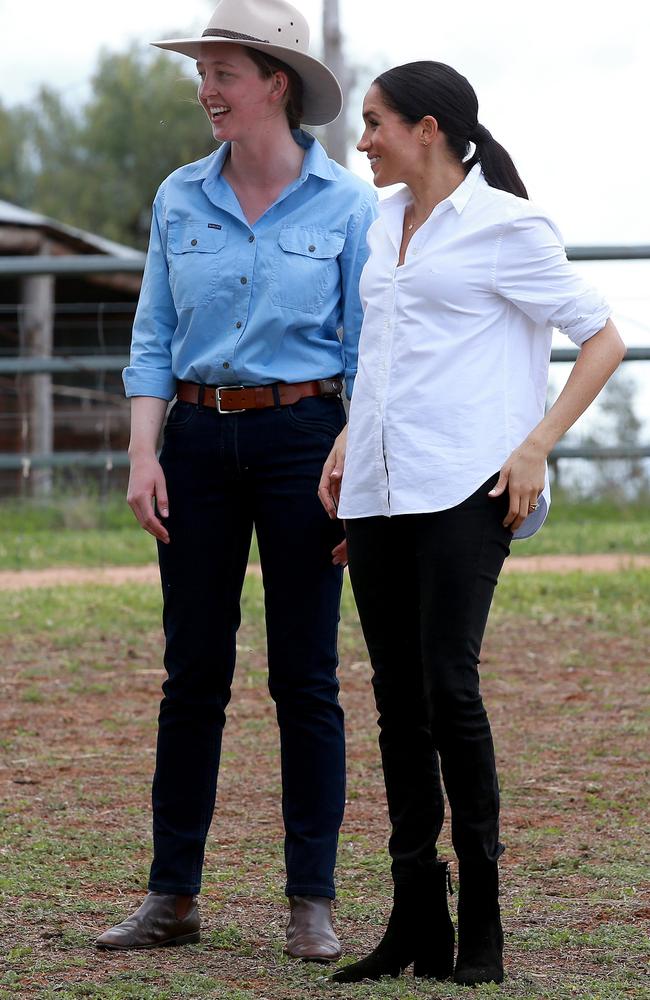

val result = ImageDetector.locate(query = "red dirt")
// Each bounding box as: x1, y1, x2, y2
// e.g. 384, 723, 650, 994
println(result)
1, 552, 649, 590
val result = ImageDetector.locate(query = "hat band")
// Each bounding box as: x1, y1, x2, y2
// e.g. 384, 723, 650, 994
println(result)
202, 27, 271, 43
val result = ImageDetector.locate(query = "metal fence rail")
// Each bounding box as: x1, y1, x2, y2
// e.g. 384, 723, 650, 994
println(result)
0, 452, 130, 471
0, 356, 130, 374
3, 447, 649, 473
3, 247, 649, 276
2, 346, 650, 376
0, 255, 144, 277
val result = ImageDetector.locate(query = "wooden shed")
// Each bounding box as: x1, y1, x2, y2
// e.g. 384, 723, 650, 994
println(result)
0, 201, 144, 495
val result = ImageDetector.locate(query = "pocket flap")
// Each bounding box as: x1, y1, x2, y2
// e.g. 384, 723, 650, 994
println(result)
278, 227, 345, 259
168, 222, 227, 254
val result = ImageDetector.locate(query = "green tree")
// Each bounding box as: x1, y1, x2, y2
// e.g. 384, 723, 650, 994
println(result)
74, 46, 215, 247
0, 100, 36, 207
0, 47, 215, 249
25, 86, 87, 226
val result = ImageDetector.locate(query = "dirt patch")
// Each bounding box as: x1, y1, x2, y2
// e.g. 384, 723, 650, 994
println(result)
1, 552, 649, 591
503, 553, 650, 573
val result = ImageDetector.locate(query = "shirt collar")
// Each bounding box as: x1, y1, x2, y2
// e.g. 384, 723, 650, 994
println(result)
379, 161, 486, 220
447, 161, 485, 214
182, 129, 336, 185
294, 129, 338, 182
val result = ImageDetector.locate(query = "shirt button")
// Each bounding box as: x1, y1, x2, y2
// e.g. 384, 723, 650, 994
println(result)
235, 321, 242, 329
191, 239, 198, 246
240, 276, 248, 284
248, 235, 255, 243
223, 362, 230, 369
308, 244, 316, 252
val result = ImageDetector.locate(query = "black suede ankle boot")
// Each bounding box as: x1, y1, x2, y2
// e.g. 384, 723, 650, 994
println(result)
453, 860, 504, 986
331, 861, 454, 984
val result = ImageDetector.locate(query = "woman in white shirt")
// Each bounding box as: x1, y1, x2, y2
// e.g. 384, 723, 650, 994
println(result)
319, 61, 625, 986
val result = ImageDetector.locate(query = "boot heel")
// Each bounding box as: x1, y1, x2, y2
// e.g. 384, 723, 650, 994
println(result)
413, 952, 454, 980
412, 925, 455, 979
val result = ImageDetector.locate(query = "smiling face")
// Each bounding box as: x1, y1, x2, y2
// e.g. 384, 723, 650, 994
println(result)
196, 42, 288, 142
357, 82, 425, 188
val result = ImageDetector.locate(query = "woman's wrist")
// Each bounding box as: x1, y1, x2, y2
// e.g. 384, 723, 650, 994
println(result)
521, 428, 554, 460
128, 444, 160, 462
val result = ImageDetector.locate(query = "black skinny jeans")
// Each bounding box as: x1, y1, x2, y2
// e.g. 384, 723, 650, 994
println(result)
345, 474, 512, 885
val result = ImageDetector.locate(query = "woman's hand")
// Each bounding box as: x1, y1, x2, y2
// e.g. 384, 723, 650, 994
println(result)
127, 454, 170, 544
331, 538, 348, 567
318, 425, 348, 519
126, 396, 170, 543
488, 440, 546, 532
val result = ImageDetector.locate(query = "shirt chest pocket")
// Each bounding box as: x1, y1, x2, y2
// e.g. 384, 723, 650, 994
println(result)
270, 227, 345, 314
167, 222, 228, 308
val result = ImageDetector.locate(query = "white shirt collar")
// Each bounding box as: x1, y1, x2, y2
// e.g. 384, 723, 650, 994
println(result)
379, 161, 485, 220
447, 162, 485, 214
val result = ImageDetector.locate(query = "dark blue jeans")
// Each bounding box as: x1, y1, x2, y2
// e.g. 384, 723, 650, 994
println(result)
148, 394, 347, 899
345, 475, 512, 886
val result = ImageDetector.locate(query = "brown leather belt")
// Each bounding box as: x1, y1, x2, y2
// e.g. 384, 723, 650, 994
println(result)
176, 377, 343, 413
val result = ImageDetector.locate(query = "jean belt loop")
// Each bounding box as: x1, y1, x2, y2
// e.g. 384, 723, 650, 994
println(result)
197, 384, 205, 409
271, 384, 282, 409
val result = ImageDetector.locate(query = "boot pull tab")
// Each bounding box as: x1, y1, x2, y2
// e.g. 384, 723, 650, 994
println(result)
446, 862, 454, 896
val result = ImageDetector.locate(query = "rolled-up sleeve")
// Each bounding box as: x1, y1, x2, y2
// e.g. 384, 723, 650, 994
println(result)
494, 211, 611, 346
122, 187, 179, 400
338, 193, 378, 397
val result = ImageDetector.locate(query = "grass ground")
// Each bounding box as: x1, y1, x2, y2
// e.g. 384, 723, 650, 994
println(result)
1, 568, 649, 1000
1, 493, 650, 569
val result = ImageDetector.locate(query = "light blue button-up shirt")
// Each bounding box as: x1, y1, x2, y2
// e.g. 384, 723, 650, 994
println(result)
123, 130, 377, 401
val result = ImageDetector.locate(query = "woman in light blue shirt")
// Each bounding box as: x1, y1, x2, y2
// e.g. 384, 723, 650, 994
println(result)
96, 0, 376, 959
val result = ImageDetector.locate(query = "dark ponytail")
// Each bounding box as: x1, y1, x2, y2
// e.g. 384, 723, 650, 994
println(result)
374, 61, 528, 199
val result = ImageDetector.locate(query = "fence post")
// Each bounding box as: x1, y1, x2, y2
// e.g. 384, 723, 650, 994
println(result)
323, 0, 348, 166
21, 257, 55, 496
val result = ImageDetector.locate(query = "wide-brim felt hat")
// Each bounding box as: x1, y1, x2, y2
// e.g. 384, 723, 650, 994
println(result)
152, 0, 343, 126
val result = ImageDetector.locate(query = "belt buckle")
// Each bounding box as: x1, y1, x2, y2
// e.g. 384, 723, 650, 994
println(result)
318, 377, 342, 397
216, 385, 246, 414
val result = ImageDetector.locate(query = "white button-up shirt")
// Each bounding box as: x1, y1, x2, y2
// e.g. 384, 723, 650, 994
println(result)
338, 164, 610, 538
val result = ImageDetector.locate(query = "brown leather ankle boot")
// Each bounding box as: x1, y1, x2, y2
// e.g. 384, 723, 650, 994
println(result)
95, 892, 200, 950
285, 895, 341, 962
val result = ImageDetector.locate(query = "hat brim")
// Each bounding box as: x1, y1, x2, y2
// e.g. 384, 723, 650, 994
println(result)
151, 37, 342, 126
